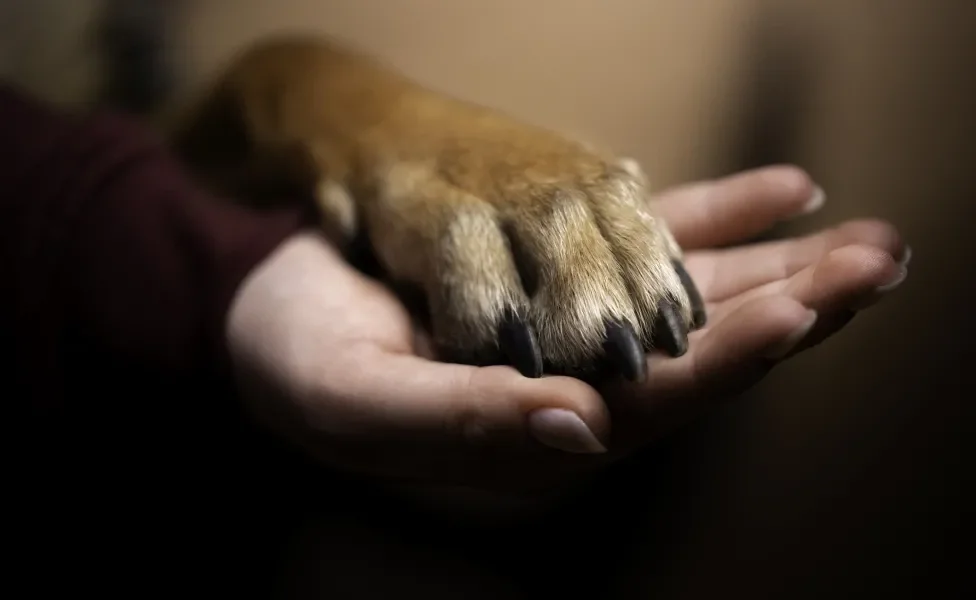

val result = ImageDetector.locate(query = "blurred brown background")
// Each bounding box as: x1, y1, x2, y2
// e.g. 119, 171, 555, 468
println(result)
4, 0, 972, 597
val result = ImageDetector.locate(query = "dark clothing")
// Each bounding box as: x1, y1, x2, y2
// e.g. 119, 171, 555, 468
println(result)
1, 83, 302, 419
2, 84, 310, 594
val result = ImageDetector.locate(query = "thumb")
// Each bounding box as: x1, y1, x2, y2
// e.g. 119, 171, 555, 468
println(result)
316, 348, 611, 456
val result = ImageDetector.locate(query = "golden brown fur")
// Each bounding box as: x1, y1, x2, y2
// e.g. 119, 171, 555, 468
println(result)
0, 1, 699, 378
169, 35, 699, 378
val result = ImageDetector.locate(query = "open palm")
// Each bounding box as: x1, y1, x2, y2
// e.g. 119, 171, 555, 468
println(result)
229, 165, 908, 491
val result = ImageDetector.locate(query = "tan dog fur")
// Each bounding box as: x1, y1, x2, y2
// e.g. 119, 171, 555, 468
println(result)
168, 35, 696, 376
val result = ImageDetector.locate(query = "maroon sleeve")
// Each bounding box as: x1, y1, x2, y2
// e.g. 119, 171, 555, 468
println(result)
0, 84, 305, 424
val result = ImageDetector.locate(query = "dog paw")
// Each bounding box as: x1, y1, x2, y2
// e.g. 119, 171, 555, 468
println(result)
357, 151, 706, 382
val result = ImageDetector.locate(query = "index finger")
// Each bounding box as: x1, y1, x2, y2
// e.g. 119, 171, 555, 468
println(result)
654, 165, 822, 250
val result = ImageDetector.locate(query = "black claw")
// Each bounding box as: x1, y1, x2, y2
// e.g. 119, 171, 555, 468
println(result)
672, 259, 707, 330
603, 321, 647, 383
653, 299, 689, 358
498, 311, 544, 378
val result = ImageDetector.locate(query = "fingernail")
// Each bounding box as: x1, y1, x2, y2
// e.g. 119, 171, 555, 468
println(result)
527, 408, 607, 454
877, 264, 908, 292
851, 265, 908, 310
898, 245, 913, 268
800, 185, 826, 215
764, 310, 818, 360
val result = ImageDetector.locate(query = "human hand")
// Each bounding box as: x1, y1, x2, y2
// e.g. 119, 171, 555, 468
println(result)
596, 167, 909, 455
226, 165, 907, 491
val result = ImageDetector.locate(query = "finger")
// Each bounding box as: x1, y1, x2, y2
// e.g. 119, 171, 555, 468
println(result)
605, 296, 815, 440
784, 309, 858, 360
655, 165, 820, 250
706, 244, 906, 324
323, 350, 611, 456
686, 219, 905, 302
